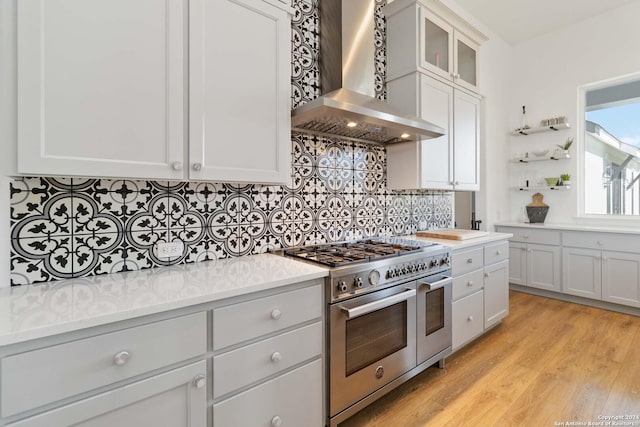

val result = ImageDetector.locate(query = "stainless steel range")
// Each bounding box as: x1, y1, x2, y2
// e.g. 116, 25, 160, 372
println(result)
279, 238, 452, 427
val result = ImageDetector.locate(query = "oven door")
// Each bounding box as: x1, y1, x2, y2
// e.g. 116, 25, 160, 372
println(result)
329, 284, 416, 417
416, 272, 452, 365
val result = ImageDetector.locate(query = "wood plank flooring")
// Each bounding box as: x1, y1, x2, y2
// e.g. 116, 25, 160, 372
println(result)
339, 290, 640, 427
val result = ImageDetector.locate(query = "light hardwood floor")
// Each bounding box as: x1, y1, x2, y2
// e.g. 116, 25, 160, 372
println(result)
340, 290, 640, 427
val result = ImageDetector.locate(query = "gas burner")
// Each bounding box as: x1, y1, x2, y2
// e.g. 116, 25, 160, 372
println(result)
282, 239, 430, 268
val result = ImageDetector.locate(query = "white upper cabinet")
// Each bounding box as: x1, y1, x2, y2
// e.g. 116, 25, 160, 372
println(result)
386, 73, 479, 191
17, 0, 186, 180
189, 0, 292, 184
16, 0, 292, 184
385, 0, 486, 93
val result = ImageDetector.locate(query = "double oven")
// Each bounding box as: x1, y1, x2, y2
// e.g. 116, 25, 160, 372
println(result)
280, 238, 452, 426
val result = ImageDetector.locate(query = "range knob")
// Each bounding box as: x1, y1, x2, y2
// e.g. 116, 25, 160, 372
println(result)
354, 277, 364, 288
337, 280, 348, 293
429, 260, 437, 269
440, 256, 449, 266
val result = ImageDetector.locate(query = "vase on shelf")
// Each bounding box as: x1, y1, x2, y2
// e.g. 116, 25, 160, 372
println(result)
525, 193, 549, 223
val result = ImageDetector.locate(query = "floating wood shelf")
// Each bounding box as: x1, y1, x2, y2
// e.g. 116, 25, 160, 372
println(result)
511, 122, 570, 136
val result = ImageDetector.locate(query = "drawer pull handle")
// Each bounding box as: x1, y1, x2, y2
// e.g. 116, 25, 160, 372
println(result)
193, 374, 206, 389
467, 281, 473, 286
271, 309, 282, 320
113, 350, 131, 366
484, 272, 489, 278
597, 241, 604, 246
467, 316, 474, 322
466, 258, 473, 264
523, 234, 529, 239
271, 416, 282, 427
271, 352, 282, 363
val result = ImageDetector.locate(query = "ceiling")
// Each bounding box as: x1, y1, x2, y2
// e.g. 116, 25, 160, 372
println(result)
453, 0, 640, 44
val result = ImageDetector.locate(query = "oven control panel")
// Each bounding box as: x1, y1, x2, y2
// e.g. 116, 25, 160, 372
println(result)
331, 252, 450, 301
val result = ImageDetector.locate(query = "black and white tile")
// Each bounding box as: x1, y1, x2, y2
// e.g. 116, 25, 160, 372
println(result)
8, 0, 453, 286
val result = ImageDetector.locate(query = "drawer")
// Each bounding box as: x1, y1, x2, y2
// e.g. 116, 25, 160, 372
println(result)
563, 231, 640, 252
6, 361, 207, 427
214, 359, 322, 427
213, 322, 322, 398
497, 227, 560, 245
452, 290, 484, 351
453, 269, 484, 300
213, 285, 322, 350
1, 312, 206, 418
451, 247, 484, 275
484, 241, 509, 265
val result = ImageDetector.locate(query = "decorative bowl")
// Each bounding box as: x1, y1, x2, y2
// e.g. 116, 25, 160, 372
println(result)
532, 149, 549, 157
545, 177, 559, 186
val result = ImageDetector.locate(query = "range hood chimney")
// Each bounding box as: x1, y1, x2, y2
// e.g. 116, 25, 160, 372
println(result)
291, 0, 444, 144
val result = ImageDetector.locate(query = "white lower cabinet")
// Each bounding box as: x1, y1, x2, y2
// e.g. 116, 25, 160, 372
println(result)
8, 361, 207, 427
497, 226, 640, 311
0, 280, 325, 427
509, 242, 561, 291
484, 260, 509, 329
211, 282, 324, 426
563, 248, 640, 307
451, 240, 509, 351
452, 290, 484, 350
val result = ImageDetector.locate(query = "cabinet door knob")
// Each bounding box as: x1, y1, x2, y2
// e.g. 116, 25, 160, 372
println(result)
271, 309, 282, 320
192, 162, 202, 171
466, 258, 473, 264
271, 416, 282, 427
597, 241, 604, 246
113, 350, 131, 366
193, 374, 206, 389
496, 250, 501, 255
484, 272, 489, 277
527, 249, 532, 253
602, 256, 608, 261
171, 161, 183, 171
467, 316, 474, 322
523, 234, 529, 239
455, 181, 460, 185
271, 351, 282, 363
467, 281, 473, 286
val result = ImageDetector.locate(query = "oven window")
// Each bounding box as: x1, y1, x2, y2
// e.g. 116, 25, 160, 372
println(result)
345, 301, 408, 376
425, 288, 445, 336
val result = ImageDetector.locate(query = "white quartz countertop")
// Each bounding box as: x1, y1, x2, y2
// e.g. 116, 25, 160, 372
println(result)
0, 254, 328, 347
494, 222, 640, 234
407, 231, 513, 250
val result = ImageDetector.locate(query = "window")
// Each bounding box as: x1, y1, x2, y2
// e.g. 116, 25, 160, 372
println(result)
580, 74, 640, 217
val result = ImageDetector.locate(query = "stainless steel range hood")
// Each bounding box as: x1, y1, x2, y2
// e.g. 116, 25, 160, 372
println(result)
291, 0, 444, 144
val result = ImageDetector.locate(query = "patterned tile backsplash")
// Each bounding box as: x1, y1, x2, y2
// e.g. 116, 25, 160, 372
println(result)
8, 0, 453, 286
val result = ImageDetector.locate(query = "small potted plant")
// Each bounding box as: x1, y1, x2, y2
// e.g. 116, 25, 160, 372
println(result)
560, 173, 571, 186
554, 137, 574, 158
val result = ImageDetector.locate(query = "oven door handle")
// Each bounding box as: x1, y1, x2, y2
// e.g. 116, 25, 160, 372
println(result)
340, 289, 416, 318
418, 276, 452, 290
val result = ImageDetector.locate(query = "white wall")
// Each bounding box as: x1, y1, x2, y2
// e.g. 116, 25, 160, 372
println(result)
508, 0, 640, 224
441, 0, 513, 231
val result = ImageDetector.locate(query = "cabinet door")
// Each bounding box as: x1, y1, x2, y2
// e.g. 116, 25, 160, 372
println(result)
452, 90, 480, 190
602, 251, 640, 307
452, 290, 484, 351
527, 243, 560, 292
8, 362, 206, 427
562, 247, 602, 299
507, 242, 526, 285
418, 76, 454, 189
189, 0, 291, 184
453, 32, 479, 92
484, 260, 509, 329
17, 0, 186, 180
419, 7, 454, 81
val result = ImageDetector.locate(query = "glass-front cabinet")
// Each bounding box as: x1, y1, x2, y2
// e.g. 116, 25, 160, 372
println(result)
419, 7, 479, 92
385, 0, 486, 93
